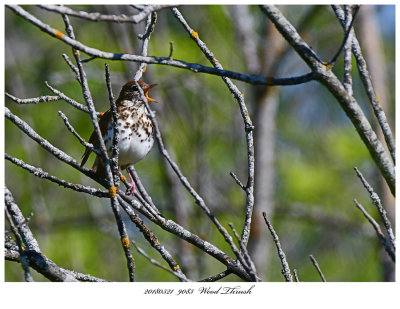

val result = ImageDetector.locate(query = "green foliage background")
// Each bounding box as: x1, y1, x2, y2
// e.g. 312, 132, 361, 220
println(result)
4, 5, 395, 281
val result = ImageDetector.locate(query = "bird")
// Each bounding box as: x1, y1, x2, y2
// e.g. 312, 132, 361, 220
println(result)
81, 80, 158, 195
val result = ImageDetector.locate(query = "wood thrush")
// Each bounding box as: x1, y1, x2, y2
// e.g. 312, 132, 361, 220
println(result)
81, 80, 158, 194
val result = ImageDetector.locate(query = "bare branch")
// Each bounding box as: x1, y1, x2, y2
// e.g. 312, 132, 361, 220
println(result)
62, 53, 80, 81
199, 269, 232, 282
133, 11, 157, 81
262, 212, 293, 282
117, 193, 252, 281
5, 185, 106, 281
309, 254, 327, 282
5, 92, 60, 104
354, 199, 395, 262
5, 106, 108, 188
171, 7, 256, 249
332, 5, 395, 165
104, 64, 120, 187
134, 79, 251, 279
229, 171, 246, 191
126, 166, 161, 220
260, 5, 395, 195
39, 4, 173, 24
342, 5, 355, 96
58, 111, 99, 155
293, 269, 300, 282
5, 153, 109, 198
45, 81, 99, 115
61, 14, 114, 187
228, 223, 259, 281
7, 5, 315, 86
110, 197, 136, 281
116, 196, 188, 282
354, 167, 395, 250
328, 5, 360, 67
6, 248, 107, 282
131, 239, 189, 282
5, 208, 33, 281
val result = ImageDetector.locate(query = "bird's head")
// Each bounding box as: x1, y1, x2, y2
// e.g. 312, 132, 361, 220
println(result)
117, 80, 158, 105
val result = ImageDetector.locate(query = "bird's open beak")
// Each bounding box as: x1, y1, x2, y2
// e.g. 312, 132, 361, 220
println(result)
144, 84, 158, 103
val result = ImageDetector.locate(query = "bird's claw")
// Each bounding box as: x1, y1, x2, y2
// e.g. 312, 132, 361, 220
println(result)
126, 182, 135, 196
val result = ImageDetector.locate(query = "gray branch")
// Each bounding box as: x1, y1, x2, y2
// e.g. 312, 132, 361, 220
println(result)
171, 7, 256, 249
5, 153, 109, 198
354, 167, 395, 250
260, 5, 395, 195
7, 5, 315, 87
45, 81, 100, 116
354, 199, 395, 262
131, 239, 189, 282
342, 6, 354, 96
133, 11, 157, 81
39, 4, 173, 24
116, 196, 188, 282
5, 106, 108, 187
263, 212, 293, 282
5, 92, 60, 104
118, 192, 253, 281
309, 254, 327, 282
5, 185, 106, 282
332, 5, 395, 165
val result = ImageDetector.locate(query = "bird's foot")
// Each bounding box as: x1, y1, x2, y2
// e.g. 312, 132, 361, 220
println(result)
125, 169, 136, 196
126, 182, 135, 196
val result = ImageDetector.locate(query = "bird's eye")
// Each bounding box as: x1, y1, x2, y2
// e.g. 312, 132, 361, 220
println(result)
129, 85, 139, 92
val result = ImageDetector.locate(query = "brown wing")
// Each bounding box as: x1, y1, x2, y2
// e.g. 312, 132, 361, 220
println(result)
80, 109, 113, 167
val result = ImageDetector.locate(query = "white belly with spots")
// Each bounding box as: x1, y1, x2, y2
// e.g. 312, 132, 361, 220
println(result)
118, 126, 154, 166
103, 117, 154, 168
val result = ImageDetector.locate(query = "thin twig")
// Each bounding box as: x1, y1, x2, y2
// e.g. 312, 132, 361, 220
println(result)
126, 166, 162, 221
354, 167, 395, 250
229, 171, 246, 191
5, 153, 109, 198
58, 111, 100, 156
332, 5, 396, 165
328, 5, 360, 66
5, 107, 108, 188
39, 4, 173, 24
126, 18, 165, 222
5, 92, 60, 104
262, 212, 293, 282
199, 269, 232, 282
45, 81, 100, 116
354, 199, 395, 262
293, 269, 300, 282
309, 254, 327, 282
168, 41, 174, 59
117, 194, 252, 281
5, 207, 33, 282
116, 196, 188, 282
105, 64, 120, 187
110, 197, 136, 281
62, 53, 80, 81
342, 5, 354, 96
131, 239, 189, 282
228, 223, 259, 281
133, 12, 157, 81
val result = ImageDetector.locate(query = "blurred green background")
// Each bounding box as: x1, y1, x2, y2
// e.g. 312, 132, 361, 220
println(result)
4, 5, 395, 281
